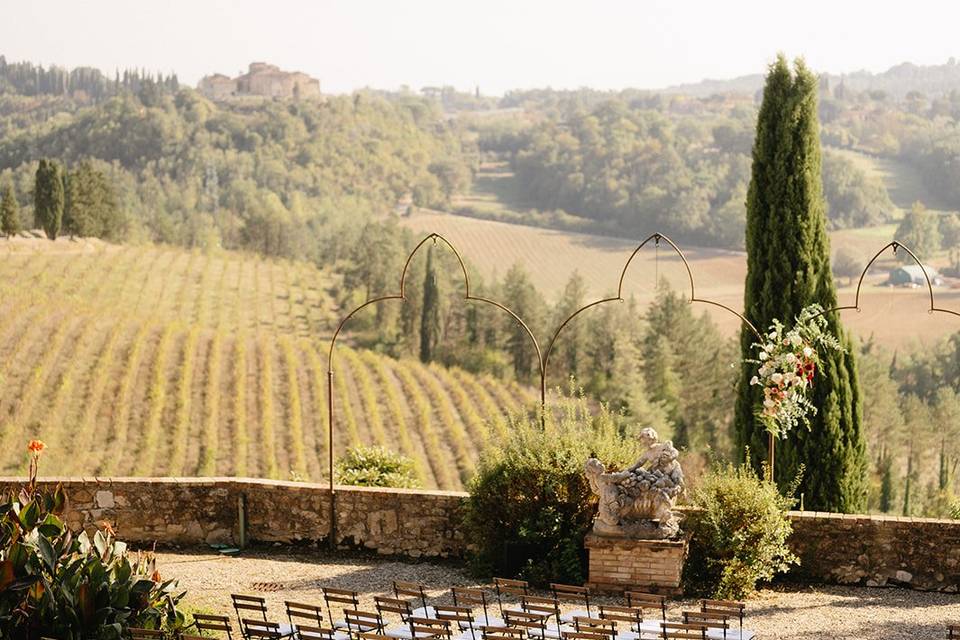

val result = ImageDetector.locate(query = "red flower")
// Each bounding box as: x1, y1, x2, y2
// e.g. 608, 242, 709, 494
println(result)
27, 440, 45, 455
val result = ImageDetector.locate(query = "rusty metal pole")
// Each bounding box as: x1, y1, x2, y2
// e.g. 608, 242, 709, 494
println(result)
768, 432, 775, 482
327, 370, 336, 551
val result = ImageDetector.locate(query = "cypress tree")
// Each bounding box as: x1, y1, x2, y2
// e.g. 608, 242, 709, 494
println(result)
34, 159, 64, 240
419, 246, 441, 363
0, 183, 19, 237
734, 56, 868, 512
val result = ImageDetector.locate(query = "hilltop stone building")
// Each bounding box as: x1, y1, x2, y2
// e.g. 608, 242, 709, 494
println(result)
198, 63, 321, 100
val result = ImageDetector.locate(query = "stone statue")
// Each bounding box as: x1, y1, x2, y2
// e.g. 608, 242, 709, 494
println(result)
584, 428, 684, 539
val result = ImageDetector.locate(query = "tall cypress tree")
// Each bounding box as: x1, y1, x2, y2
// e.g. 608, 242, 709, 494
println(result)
734, 56, 867, 512
0, 183, 19, 237
419, 246, 441, 363
34, 159, 64, 240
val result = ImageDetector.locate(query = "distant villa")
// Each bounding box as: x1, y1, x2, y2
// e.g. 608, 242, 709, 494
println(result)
198, 62, 321, 100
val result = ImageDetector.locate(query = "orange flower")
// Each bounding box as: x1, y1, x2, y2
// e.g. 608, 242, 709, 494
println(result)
27, 440, 46, 455
151, 569, 162, 583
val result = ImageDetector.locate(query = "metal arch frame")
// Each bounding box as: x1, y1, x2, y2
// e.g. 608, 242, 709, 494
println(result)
325, 233, 542, 549
809, 240, 960, 320
542, 233, 762, 399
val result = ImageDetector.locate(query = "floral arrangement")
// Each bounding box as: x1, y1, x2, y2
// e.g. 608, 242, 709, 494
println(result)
748, 304, 844, 438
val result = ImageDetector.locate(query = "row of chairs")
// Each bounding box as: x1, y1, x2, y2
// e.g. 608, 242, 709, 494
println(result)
130, 578, 751, 640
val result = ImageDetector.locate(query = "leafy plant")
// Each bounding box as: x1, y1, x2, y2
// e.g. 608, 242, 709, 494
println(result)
0, 442, 186, 639
335, 445, 421, 489
463, 393, 641, 585
682, 456, 800, 599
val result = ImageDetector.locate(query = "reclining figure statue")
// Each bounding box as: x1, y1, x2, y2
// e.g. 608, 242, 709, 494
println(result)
584, 428, 684, 539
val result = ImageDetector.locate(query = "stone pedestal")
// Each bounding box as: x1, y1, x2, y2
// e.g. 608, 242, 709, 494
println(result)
585, 533, 687, 594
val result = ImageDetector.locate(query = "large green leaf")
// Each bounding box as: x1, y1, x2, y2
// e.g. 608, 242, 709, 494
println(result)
36, 534, 57, 573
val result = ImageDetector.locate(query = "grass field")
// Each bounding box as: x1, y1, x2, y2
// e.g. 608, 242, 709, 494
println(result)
0, 238, 536, 488
401, 211, 960, 347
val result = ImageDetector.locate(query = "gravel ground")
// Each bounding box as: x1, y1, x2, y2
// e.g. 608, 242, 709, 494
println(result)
156, 549, 960, 640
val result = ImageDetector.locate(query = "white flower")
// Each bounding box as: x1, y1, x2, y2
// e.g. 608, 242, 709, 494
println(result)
771, 373, 783, 384
802, 346, 814, 358
750, 376, 759, 385
768, 331, 778, 339
790, 334, 803, 347
759, 351, 769, 361
763, 399, 775, 409
785, 353, 796, 364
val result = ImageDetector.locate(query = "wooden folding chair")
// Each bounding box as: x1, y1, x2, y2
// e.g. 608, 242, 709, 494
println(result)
453, 587, 500, 628
395, 581, 432, 618
130, 629, 164, 640
286, 601, 326, 630
296, 626, 342, 640
949, 624, 960, 640
494, 578, 530, 617
659, 623, 706, 640
571, 617, 615, 639
699, 600, 745, 638
682, 612, 729, 640
435, 604, 478, 638
242, 619, 283, 639
191, 613, 235, 640
324, 588, 361, 630
233, 594, 293, 638
561, 632, 612, 640
551, 584, 592, 623
504, 610, 550, 640
345, 610, 385, 639
481, 627, 526, 640
409, 616, 452, 640
376, 595, 415, 638
597, 605, 645, 636
520, 596, 562, 637
625, 593, 667, 625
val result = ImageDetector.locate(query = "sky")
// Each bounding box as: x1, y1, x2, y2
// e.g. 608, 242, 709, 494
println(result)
3, 0, 960, 95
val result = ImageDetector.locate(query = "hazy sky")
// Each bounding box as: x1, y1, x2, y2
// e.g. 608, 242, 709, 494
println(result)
3, 1, 960, 95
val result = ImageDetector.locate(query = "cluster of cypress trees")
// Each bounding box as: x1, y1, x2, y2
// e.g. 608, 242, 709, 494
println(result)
735, 56, 868, 512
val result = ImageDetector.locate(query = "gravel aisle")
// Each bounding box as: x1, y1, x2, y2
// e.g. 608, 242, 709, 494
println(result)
157, 550, 960, 640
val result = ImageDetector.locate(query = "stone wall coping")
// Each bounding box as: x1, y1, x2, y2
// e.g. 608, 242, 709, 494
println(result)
787, 510, 960, 526
0, 477, 470, 499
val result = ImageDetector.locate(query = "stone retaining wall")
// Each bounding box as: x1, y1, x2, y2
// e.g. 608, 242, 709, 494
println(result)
3, 478, 959, 591
0, 478, 467, 558
786, 510, 960, 592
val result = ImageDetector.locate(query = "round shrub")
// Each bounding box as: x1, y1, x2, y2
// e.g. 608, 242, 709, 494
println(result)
463, 396, 641, 585
682, 459, 800, 598
335, 445, 421, 488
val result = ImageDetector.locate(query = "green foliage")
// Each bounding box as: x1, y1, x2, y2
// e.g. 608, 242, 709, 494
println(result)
735, 56, 868, 512
463, 394, 641, 585
0, 89, 472, 263
895, 202, 941, 261
821, 151, 895, 229
683, 459, 799, 599
419, 246, 442, 363
33, 159, 64, 240
0, 485, 185, 638
641, 284, 736, 453
0, 182, 19, 236
63, 159, 124, 239
335, 445, 421, 488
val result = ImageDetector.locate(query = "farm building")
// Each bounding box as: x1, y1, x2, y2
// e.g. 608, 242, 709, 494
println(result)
886, 264, 943, 286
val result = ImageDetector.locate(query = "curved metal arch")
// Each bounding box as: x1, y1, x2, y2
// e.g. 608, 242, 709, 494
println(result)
324, 232, 543, 548
809, 240, 960, 321
542, 233, 762, 402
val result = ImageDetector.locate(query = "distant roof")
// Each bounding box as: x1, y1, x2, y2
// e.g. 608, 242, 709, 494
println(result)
894, 264, 940, 278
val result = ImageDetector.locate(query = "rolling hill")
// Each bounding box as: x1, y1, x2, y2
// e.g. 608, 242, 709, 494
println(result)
401, 210, 960, 347
0, 238, 536, 489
